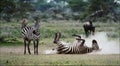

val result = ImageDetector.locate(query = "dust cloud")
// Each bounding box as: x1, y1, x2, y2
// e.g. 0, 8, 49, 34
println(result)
44, 49, 57, 54
83, 32, 120, 54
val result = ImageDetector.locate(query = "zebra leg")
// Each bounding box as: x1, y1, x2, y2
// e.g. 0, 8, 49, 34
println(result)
33, 41, 35, 54
36, 39, 39, 55
34, 40, 39, 55
24, 39, 27, 54
27, 40, 31, 54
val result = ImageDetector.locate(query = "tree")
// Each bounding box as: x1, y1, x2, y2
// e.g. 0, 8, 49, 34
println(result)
0, 0, 16, 21
16, 0, 34, 18
87, 0, 114, 14
0, 0, 34, 21
84, 0, 117, 21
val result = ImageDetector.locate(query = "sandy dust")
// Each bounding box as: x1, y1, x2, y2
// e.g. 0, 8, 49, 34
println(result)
0, 46, 24, 54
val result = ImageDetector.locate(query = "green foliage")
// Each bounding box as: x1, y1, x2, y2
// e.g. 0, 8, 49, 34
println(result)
68, 0, 88, 12
87, 0, 114, 14
0, 40, 22, 46
0, 0, 34, 21
0, 0, 17, 22
0, 0, 119, 21
0, 0, 16, 13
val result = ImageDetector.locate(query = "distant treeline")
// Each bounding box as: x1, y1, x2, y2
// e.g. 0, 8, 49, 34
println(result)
0, 0, 120, 22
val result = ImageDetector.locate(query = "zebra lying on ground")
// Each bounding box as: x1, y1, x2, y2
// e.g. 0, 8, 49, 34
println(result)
21, 18, 40, 55
53, 32, 99, 54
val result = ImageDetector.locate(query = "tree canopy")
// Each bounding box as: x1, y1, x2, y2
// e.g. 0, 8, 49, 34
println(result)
0, 0, 119, 22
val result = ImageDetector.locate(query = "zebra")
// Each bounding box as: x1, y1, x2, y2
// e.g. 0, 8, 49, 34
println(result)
21, 18, 40, 55
53, 32, 99, 54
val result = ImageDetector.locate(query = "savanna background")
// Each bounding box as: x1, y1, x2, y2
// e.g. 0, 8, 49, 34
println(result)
0, 0, 120, 65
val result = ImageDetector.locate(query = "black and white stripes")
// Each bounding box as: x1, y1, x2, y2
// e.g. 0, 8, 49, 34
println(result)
55, 41, 93, 54
53, 32, 99, 54
22, 26, 40, 40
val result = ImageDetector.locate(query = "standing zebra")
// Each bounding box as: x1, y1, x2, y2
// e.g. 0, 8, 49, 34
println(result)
21, 18, 40, 55
53, 32, 99, 54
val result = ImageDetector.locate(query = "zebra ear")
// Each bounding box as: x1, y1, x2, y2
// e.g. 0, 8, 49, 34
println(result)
33, 16, 40, 23
21, 18, 28, 28
21, 18, 28, 23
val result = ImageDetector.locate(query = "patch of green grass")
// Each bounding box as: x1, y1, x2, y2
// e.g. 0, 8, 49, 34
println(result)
0, 54, 119, 65
0, 20, 119, 46
0, 41, 23, 46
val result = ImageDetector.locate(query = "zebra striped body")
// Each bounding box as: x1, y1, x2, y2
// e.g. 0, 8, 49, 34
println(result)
56, 41, 93, 54
22, 26, 40, 40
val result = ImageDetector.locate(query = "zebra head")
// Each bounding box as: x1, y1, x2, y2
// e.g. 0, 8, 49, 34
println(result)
32, 18, 40, 37
34, 18, 40, 30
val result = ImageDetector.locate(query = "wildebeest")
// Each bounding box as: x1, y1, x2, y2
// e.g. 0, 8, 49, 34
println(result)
83, 20, 95, 37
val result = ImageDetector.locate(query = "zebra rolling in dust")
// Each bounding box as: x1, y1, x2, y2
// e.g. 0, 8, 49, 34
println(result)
21, 18, 40, 55
53, 32, 99, 54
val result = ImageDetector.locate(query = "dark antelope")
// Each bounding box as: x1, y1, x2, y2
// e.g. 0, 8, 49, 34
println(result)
83, 20, 95, 37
